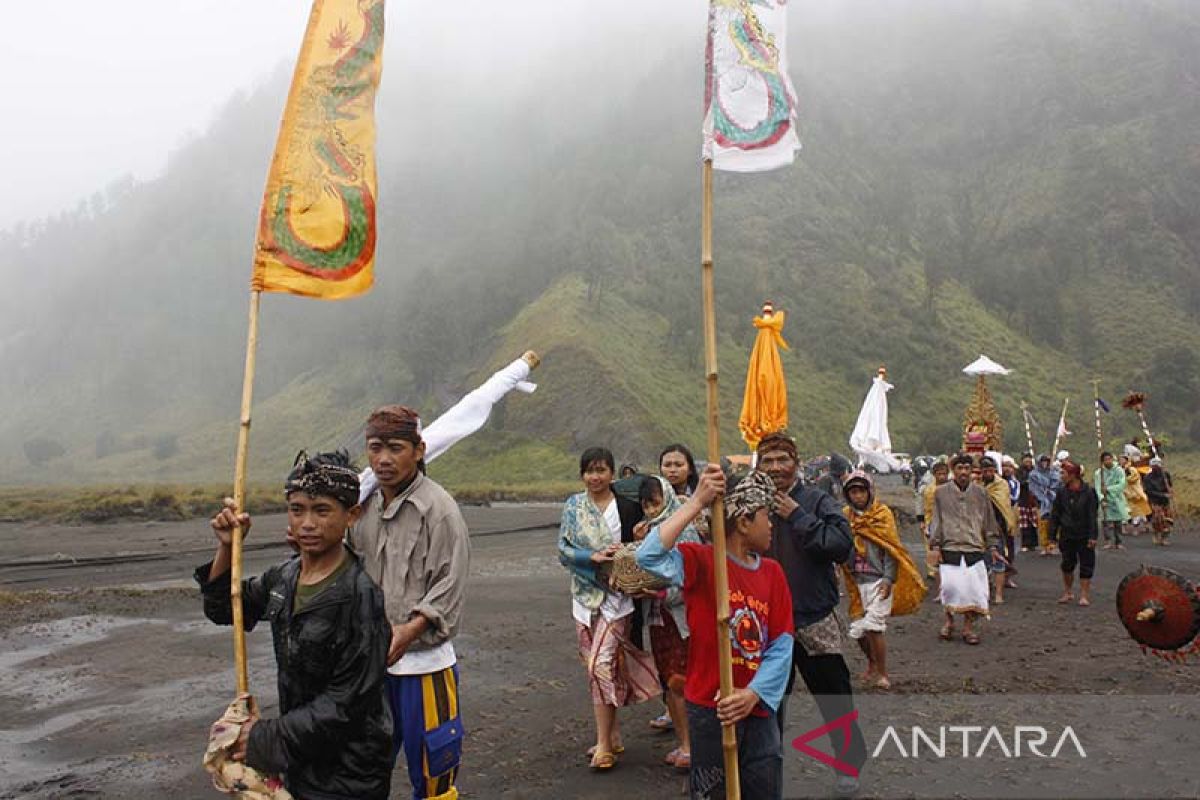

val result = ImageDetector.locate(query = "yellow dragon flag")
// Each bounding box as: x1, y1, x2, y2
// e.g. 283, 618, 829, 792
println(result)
252, 0, 385, 300
739, 302, 789, 449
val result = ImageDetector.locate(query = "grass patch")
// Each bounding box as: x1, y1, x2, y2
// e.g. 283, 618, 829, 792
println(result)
2, 452, 1196, 524
0, 484, 287, 525
1164, 452, 1200, 518
0, 590, 37, 608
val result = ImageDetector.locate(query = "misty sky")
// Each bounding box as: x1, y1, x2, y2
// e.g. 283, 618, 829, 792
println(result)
0, 0, 691, 231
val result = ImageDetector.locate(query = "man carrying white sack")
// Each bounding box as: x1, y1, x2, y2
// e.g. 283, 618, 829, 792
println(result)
928, 453, 1003, 645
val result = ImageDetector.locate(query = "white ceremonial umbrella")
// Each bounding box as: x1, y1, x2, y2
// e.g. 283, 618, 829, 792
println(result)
962, 354, 1011, 376
849, 368, 903, 472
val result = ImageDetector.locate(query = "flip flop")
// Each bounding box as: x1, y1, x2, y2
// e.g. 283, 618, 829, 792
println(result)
939, 625, 954, 641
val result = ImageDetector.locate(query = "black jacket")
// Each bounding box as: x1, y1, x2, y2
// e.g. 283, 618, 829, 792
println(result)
1142, 469, 1173, 506
196, 548, 393, 800
766, 481, 854, 628
1049, 482, 1099, 542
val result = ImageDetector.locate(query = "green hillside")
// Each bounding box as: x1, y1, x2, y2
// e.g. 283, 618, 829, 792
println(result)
0, 0, 1197, 491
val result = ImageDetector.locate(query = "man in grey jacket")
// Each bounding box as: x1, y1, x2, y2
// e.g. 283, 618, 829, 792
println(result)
928, 453, 1002, 645
349, 405, 470, 800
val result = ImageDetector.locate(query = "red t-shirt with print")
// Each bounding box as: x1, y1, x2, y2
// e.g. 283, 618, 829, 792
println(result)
678, 542, 794, 716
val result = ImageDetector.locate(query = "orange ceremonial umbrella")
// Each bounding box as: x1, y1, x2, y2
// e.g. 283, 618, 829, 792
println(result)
738, 301, 789, 450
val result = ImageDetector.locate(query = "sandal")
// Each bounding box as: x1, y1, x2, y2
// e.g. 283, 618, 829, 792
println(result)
587, 743, 625, 758
589, 751, 617, 771
673, 749, 691, 770
649, 713, 674, 731
939, 625, 954, 641
963, 632, 981, 645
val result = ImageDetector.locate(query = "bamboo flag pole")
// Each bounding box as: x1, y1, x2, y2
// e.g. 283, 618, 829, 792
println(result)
1020, 401, 1036, 460
1050, 397, 1070, 458
1092, 379, 1106, 510
1138, 410, 1161, 461
701, 158, 741, 797
1126, 393, 1162, 462
227, 0, 385, 696
230, 289, 262, 695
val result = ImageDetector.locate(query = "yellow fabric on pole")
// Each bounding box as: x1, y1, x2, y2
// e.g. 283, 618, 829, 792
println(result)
738, 310, 789, 449
251, 0, 385, 300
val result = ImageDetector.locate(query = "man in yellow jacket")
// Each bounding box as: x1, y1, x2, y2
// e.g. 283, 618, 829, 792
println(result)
840, 471, 927, 689
979, 456, 1017, 604
920, 461, 950, 578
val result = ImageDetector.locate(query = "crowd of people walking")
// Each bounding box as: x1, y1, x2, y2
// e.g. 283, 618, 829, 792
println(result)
191, 407, 1177, 800
558, 434, 1177, 799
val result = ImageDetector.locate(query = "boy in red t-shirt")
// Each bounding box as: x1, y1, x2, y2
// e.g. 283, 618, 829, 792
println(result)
638, 465, 794, 800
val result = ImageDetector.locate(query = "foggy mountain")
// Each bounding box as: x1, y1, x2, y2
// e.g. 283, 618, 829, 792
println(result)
1, 0, 1197, 487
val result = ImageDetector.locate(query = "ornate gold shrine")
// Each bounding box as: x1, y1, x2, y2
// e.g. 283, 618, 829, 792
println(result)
963, 375, 1003, 454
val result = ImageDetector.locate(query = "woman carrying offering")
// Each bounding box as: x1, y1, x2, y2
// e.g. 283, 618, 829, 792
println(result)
558, 447, 659, 770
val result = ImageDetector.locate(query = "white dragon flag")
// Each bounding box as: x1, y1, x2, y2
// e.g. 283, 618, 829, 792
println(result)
849, 370, 902, 473
358, 353, 539, 501
703, 0, 801, 172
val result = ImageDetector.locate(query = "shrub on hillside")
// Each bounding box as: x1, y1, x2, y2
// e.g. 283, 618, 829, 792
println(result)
23, 437, 66, 466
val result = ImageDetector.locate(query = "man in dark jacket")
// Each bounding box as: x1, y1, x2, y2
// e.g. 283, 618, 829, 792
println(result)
1049, 459, 1099, 607
1142, 457, 1175, 546
197, 451, 393, 800
758, 432, 864, 798
816, 452, 854, 504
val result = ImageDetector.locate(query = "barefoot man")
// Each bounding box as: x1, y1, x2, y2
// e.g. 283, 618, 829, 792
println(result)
1049, 459, 1098, 606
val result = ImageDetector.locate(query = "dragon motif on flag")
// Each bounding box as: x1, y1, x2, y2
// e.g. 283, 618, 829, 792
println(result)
259, 0, 384, 282
707, 0, 795, 151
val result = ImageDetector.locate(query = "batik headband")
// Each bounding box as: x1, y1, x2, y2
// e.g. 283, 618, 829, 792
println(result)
725, 470, 777, 520
365, 404, 423, 444
284, 451, 361, 509
755, 431, 797, 460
